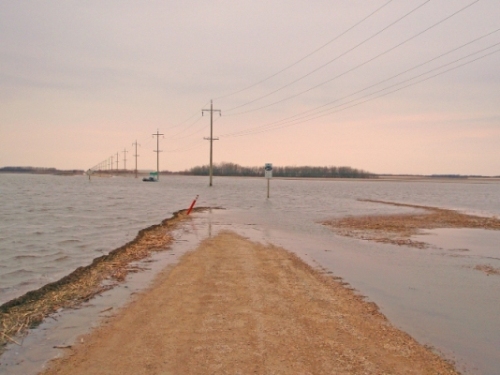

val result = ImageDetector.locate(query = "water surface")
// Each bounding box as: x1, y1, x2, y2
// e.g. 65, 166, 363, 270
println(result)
0, 174, 499, 374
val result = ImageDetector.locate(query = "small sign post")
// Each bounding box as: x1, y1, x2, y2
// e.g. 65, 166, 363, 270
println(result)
265, 163, 272, 198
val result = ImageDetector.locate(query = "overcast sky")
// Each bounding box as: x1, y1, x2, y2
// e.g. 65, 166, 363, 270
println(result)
1, 0, 499, 175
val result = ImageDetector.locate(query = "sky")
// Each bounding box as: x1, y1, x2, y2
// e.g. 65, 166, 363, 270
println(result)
1, 0, 499, 175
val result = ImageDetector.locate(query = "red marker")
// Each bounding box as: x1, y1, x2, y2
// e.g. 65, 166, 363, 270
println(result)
186, 195, 199, 215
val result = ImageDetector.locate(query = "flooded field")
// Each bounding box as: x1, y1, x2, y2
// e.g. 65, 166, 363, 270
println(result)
0, 173, 499, 374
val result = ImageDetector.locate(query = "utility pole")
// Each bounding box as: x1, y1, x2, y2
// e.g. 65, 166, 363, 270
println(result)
202, 100, 221, 187
110, 156, 113, 171
123, 148, 128, 170
132, 140, 140, 178
116, 152, 119, 170
152, 129, 164, 181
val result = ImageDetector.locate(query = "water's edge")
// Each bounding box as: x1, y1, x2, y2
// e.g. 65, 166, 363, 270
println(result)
0, 208, 211, 355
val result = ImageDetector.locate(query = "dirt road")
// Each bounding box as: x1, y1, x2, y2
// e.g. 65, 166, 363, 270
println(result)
42, 231, 459, 375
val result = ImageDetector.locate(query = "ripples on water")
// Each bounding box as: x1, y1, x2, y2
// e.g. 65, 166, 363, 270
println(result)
1, 173, 499, 304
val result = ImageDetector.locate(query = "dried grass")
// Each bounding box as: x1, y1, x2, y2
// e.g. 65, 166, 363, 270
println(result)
323, 199, 500, 248
474, 264, 500, 276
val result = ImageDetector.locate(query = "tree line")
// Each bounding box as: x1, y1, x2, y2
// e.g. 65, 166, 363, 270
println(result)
179, 162, 375, 178
0, 166, 84, 175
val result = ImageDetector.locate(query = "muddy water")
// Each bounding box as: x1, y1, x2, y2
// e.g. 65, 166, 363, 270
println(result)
1, 174, 499, 374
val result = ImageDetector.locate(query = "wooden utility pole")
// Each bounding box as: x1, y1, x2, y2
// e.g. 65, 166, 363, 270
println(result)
202, 100, 221, 187
133, 140, 140, 178
123, 148, 128, 170
153, 130, 163, 181
116, 152, 119, 170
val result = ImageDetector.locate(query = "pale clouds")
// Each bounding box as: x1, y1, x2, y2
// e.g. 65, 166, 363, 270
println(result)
0, 0, 499, 175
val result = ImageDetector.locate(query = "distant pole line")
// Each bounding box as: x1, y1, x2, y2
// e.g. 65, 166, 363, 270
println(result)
116, 152, 119, 170
153, 130, 164, 181
202, 100, 221, 187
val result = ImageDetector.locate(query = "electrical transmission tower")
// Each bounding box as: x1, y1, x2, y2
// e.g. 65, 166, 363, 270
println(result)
202, 100, 221, 187
152, 130, 164, 181
132, 140, 140, 178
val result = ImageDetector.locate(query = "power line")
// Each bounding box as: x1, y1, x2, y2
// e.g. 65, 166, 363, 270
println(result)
166, 139, 206, 153
171, 122, 209, 141
226, 0, 486, 117
237, 48, 500, 137
169, 116, 204, 139
161, 100, 211, 131
221, 45, 500, 138
213, 0, 394, 101
280, 36, 500, 127
218, 26, 500, 138
224, 0, 433, 113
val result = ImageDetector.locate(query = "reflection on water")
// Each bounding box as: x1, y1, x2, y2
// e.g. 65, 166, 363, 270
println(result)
415, 228, 500, 260
1, 174, 499, 374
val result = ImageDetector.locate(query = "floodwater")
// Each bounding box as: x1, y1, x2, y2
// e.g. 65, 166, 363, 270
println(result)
0, 173, 499, 374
